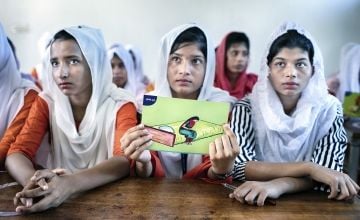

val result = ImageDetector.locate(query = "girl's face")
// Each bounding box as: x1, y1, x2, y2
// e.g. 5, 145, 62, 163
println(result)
167, 43, 206, 100
111, 55, 128, 88
51, 39, 92, 100
268, 47, 312, 101
226, 42, 249, 74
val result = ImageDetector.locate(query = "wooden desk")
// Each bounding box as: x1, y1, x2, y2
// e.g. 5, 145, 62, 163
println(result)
0, 173, 359, 219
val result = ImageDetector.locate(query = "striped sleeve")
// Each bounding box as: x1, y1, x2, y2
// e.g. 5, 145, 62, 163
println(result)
311, 107, 348, 172
229, 98, 257, 181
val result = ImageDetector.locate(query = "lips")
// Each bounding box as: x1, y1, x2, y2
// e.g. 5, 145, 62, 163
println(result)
283, 82, 298, 86
176, 79, 191, 83
59, 82, 72, 89
282, 82, 299, 89
235, 64, 244, 69
113, 76, 124, 81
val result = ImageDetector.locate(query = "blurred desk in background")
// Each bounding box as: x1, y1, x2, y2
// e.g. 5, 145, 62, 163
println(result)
345, 118, 360, 183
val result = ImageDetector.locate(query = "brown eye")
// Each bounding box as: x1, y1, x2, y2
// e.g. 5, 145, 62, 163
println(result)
192, 58, 203, 65
274, 62, 285, 68
170, 56, 181, 63
69, 59, 79, 65
296, 62, 307, 68
51, 61, 59, 67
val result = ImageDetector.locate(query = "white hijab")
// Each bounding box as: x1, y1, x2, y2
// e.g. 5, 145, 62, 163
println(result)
108, 43, 145, 109
250, 21, 340, 162
151, 23, 236, 178
125, 44, 148, 85
0, 22, 38, 138
338, 43, 360, 102
107, 43, 138, 94
40, 26, 136, 172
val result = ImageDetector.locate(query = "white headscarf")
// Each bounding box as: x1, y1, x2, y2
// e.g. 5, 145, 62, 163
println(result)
151, 23, 236, 178
250, 21, 340, 162
40, 25, 136, 172
0, 22, 38, 138
107, 43, 138, 94
338, 43, 360, 102
108, 43, 145, 110
125, 44, 147, 85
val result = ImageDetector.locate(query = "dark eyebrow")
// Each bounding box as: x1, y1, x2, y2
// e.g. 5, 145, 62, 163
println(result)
50, 55, 81, 61
273, 57, 309, 62
171, 52, 183, 57
296, 58, 309, 62
273, 57, 285, 61
171, 53, 204, 58
192, 55, 205, 59
50, 57, 57, 63
64, 55, 81, 59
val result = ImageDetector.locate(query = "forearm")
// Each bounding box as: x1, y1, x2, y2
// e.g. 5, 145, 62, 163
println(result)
135, 161, 153, 177
70, 156, 130, 194
5, 153, 36, 186
244, 161, 314, 181
271, 176, 314, 195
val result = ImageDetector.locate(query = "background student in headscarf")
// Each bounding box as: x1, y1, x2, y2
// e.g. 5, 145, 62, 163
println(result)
229, 21, 359, 206
108, 43, 146, 108
214, 32, 257, 100
6, 25, 137, 213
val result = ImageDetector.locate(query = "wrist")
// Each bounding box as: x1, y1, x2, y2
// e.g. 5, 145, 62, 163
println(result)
66, 173, 81, 195
136, 160, 151, 168
136, 160, 153, 177
209, 166, 232, 180
211, 164, 233, 175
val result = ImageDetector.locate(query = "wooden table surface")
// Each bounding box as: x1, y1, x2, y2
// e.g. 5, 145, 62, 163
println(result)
0, 173, 359, 219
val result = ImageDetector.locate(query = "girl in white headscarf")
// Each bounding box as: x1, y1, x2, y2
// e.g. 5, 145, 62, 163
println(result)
0, 22, 39, 168
229, 21, 359, 206
108, 43, 146, 109
120, 23, 238, 180
6, 25, 137, 213
337, 43, 360, 102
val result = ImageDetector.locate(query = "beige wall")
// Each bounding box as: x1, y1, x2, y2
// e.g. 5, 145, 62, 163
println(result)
1, 0, 359, 79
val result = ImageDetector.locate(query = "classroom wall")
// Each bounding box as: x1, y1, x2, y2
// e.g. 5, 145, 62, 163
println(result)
1, 0, 359, 80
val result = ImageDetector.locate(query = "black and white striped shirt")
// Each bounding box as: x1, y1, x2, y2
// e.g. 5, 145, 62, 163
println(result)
230, 98, 348, 181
